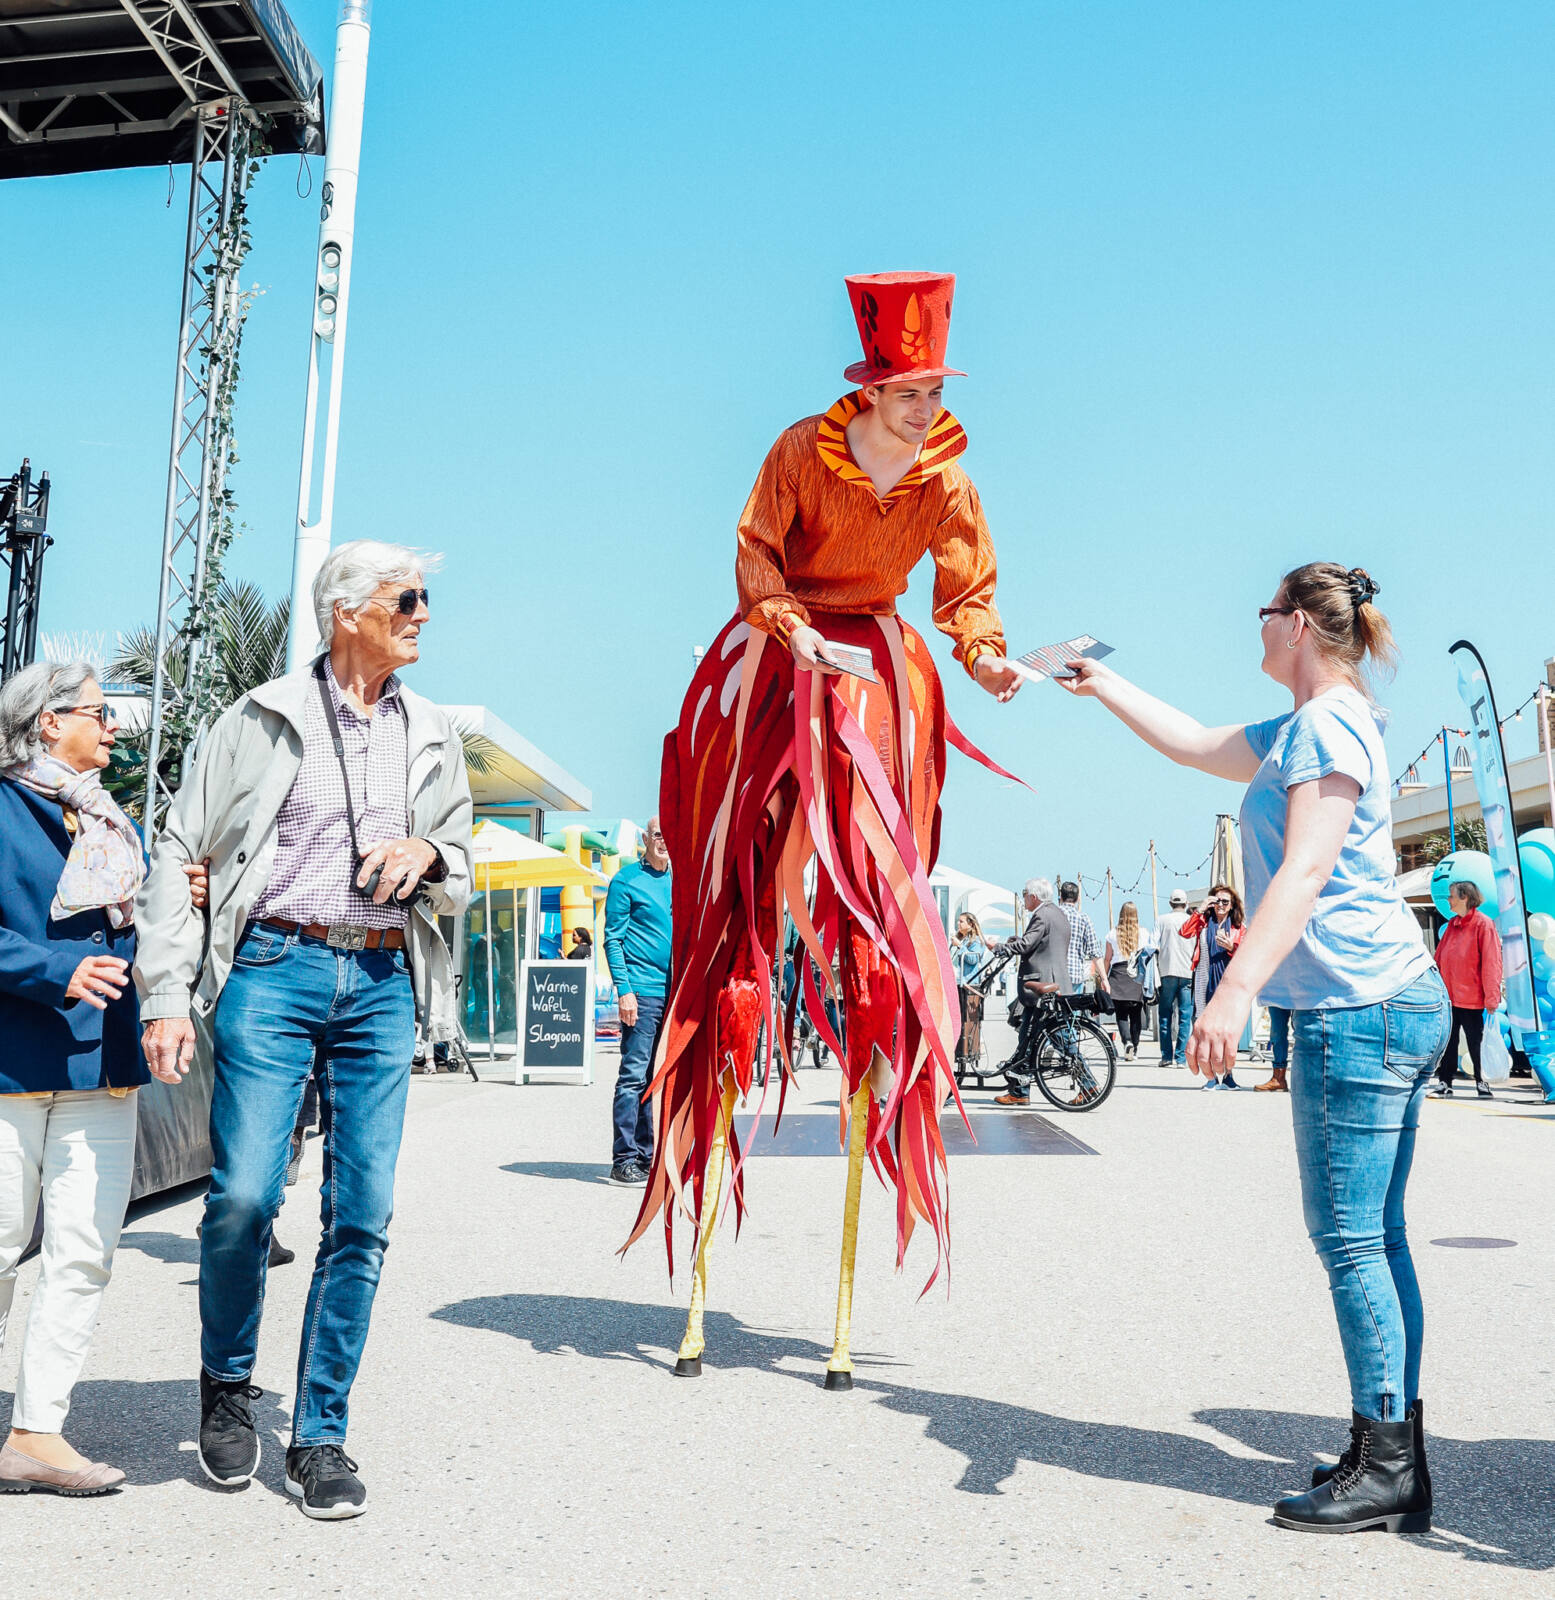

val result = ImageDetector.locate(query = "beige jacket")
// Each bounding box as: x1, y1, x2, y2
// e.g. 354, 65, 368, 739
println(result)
133, 661, 473, 1039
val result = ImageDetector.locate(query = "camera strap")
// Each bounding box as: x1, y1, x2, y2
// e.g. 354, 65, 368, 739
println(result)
314, 657, 408, 867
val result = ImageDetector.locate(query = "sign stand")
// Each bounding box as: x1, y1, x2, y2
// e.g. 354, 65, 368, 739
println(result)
516, 958, 594, 1085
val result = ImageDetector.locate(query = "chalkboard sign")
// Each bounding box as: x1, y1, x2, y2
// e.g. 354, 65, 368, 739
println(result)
517, 959, 594, 1084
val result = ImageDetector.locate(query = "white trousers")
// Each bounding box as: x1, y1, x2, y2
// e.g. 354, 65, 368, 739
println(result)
0, 1090, 138, 1432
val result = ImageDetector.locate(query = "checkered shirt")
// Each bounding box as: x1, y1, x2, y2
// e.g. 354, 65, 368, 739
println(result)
1061, 903, 1100, 987
250, 661, 410, 929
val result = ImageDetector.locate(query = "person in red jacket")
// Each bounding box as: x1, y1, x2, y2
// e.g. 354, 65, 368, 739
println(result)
1431, 880, 1502, 1099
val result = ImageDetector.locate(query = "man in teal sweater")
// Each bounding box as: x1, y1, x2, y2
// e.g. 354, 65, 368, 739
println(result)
602, 816, 672, 1185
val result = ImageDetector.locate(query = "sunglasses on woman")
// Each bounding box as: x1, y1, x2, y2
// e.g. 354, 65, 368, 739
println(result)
58, 703, 119, 728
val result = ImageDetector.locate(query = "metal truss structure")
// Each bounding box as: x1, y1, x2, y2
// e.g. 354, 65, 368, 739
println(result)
0, 457, 51, 684
0, 1, 323, 176
142, 99, 253, 836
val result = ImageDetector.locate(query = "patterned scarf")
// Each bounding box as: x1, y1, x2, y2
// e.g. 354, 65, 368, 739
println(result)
6, 754, 144, 928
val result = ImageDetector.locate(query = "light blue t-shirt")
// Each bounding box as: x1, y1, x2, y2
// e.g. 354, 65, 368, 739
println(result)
1240, 686, 1430, 1012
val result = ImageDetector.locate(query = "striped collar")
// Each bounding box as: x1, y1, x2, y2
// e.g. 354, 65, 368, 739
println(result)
814, 390, 968, 507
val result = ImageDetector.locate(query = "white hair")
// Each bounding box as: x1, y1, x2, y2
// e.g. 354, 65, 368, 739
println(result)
0, 659, 95, 767
1025, 877, 1054, 904
312, 539, 442, 647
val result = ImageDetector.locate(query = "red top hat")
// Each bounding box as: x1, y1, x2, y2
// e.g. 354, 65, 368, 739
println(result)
844, 271, 966, 387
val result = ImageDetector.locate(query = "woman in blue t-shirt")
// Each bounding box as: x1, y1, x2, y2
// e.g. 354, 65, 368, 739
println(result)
1061, 562, 1448, 1538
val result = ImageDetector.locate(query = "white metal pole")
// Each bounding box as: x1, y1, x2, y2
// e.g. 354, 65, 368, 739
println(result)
287, 0, 373, 670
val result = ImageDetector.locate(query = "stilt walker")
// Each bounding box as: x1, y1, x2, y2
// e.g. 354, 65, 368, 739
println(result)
623, 273, 1024, 1381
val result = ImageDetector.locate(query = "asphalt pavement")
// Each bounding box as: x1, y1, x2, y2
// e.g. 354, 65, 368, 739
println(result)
4, 1016, 1551, 1598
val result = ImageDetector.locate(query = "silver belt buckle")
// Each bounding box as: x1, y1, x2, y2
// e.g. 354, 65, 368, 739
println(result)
326, 924, 369, 952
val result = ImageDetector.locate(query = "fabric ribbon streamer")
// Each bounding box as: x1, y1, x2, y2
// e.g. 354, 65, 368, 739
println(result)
623, 612, 1027, 1293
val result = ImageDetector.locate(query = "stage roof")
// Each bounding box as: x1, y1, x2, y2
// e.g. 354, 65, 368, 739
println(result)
0, 0, 323, 179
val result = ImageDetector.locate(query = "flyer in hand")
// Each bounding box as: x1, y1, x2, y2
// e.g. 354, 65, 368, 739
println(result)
818, 641, 879, 684
1009, 635, 1114, 685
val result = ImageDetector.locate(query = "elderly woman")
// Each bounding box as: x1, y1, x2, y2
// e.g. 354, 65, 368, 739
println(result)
0, 662, 155, 1495
1430, 880, 1501, 1100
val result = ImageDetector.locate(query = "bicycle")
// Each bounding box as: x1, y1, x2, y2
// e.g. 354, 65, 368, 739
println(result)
958, 949, 1116, 1111
1018, 992, 1117, 1112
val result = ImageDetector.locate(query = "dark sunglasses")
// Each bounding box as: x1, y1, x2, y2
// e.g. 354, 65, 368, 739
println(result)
368, 587, 429, 617
1258, 606, 1295, 622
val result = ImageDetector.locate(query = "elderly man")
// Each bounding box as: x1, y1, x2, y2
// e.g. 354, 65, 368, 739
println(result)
991, 878, 1070, 1107
135, 540, 471, 1520
602, 816, 671, 1186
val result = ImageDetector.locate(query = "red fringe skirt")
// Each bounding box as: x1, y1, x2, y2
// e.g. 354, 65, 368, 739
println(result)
622, 610, 970, 1291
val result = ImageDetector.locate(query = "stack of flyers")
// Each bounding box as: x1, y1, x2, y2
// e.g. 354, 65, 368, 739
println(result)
1008, 635, 1114, 685
817, 641, 879, 684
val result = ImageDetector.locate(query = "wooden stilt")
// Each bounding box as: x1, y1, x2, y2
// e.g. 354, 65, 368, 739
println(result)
675, 1071, 738, 1376
825, 1077, 872, 1391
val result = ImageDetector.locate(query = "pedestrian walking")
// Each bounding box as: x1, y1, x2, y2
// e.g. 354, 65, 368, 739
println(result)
136, 540, 472, 1519
1150, 890, 1195, 1067
0, 663, 158, 1497
1256, 1005, 1293, 1092
951, 912, 985, 1072
1062, 562, 1447, 1535
1181, 886, 1245, 1088
1058, 881, 1105, 993
1430, 880, 1500, 1100
1103, 902, 1148, 1061
602, 817, 671, 1186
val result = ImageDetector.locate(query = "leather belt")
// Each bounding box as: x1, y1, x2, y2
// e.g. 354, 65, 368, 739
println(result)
257, 916, 406, 952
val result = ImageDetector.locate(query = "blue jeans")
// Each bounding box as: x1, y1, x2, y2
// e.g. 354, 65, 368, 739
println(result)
201, 925, 415, 1445
1157, 974, 1193, 1064
613, 993, 664, 1166
1289, 968, 1449, 1422
1268, 1004, 1292, 1071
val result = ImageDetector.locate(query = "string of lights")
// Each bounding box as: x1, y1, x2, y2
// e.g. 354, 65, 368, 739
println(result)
1391, 682, 1544, 790
1072, 846, 1214, 909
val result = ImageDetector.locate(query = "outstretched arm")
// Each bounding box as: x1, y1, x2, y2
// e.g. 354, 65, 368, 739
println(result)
1187, 774, 1359, 1072
1058, 658, 1260, 781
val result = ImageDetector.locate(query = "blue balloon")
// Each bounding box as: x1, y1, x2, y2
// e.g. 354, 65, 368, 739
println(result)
1430, 850, 1497, 919
1519, 828, 1555, 919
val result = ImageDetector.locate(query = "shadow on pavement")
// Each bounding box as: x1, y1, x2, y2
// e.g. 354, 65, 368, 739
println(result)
433, 1291, 1553, 1571
499, 1161, 614, 1185
432, 1291, 903, 1377
116, 1228, 201, 1266
37, 1377, 293, 1498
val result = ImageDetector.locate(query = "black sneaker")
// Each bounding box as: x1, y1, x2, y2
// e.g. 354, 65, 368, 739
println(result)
608, 1162, 648, 1187
198, 1371, 262, 1486
268, 1233, 296, 1267
285, 1444, 367, 1520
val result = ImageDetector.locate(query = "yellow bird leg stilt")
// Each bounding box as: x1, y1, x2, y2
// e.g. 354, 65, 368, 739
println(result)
825, 1075, 873, 1392
675, 1070, 739, 1377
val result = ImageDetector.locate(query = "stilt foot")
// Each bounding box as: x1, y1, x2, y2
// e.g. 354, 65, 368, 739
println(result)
823, 1368, 853, 1392
674, 1356, 703, 1378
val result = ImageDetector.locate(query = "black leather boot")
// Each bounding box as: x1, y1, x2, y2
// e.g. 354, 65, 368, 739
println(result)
1274, 1409, 1430, 1534
1312, 1398, 1426, 1489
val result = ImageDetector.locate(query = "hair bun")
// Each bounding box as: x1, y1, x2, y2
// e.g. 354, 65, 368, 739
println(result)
1347, 568, 1379, 606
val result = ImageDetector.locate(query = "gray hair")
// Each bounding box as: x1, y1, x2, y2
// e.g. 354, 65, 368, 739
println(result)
312, 539, 442, 647
1024, 877, 1054, 904
0, 659, 95, 767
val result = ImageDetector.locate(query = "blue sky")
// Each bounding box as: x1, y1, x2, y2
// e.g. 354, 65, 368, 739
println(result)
6, 2, 1552, 913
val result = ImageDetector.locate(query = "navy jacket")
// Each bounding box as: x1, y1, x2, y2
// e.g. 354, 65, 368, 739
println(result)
0, 778, 146, 1093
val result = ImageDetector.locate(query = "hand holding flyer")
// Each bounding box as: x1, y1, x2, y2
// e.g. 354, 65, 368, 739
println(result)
1008, 635, 1115, 685
815, 640, 879, 684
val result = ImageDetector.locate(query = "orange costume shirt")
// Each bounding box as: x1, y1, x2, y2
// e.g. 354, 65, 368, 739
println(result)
734, 392, 1006, 677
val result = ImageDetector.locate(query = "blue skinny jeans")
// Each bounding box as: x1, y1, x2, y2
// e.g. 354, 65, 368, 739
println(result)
200, 924, 414, 1445
1288, 967, 1450, 1422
